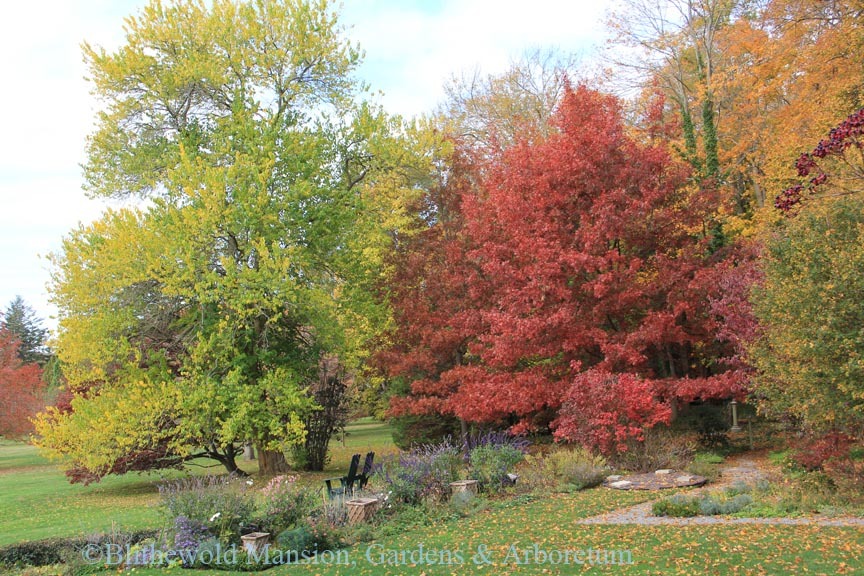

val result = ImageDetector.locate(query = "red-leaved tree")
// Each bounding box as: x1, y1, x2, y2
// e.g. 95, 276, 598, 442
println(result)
0, 327, 45, 438
383, 85, 747, 453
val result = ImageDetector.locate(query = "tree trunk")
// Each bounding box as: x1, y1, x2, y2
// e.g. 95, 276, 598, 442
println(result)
243, 443, 256, 461
257, 447, 290, 475
701, 96, 719, 178
208, 445, 247, 476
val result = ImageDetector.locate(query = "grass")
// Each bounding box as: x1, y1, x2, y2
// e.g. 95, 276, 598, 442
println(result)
123, 489, 864, 576
0, 443, 255, 547
0, 418, 394, 547
3, 427, 864, 575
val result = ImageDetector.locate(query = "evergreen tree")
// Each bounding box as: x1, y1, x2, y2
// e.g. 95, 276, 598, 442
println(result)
2, 296, 48, 365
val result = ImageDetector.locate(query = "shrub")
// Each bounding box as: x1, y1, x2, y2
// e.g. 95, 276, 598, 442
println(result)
516, 453, 558, 491
688, 404, 731, 449
304, 517, 345, 554
546, 447, 609, 490
0, 530, 158, 569
257, 475, 318, 535
448, 489, 487, 518
469, 444, 525, 494
698, 496, 722, 515
793, 432, 855, 471
372, 501, 440, 538
276, 525, 315, 557
652, 494, 700, 517
172, 515, 211, 562
724, 481, 752, 497
158, 475, 255, 544
654, 492, 754, 518
274, 518, 348, 565
0, 539, 74, 568
614, 427, 697, 472
694, 494, 754, 516
374, 439, 461, 504
719, 494, 753, 514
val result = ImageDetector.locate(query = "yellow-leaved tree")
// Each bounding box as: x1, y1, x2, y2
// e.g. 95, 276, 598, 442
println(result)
35, 0, 436, 481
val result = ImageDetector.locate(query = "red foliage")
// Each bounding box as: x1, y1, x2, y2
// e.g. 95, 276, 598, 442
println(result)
383, 85, 749, 453
793, 432, 856, 471
776, 107, 864, 211
65, 439, 183, 485
0, 327, 45, 438
553, 369, 672, 454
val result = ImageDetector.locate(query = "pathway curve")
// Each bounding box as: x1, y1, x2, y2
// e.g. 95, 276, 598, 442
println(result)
578, 454, 864, 527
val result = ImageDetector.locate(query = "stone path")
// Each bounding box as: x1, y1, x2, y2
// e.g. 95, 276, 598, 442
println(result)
578, 455, 864, 527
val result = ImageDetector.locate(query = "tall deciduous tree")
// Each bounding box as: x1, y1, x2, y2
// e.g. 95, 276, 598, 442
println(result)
36, 0, 430, 481
386, 86, 745, 454
0, 327, 44, 438
750, 195, 864, 435
750, 109, 864, 436
607, 0, 735, 180
716, 0, 864, 212
439, 49, 580, 152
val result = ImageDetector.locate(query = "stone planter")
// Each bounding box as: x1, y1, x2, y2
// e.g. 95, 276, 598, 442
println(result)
449, 479, 479, 498
240, 532, 270, 555
346, 497, 380, 525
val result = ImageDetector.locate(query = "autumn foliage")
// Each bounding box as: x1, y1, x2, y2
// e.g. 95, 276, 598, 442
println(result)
0, 327, 44, 438
383, 86, 747, 453
776, 107, 864, 211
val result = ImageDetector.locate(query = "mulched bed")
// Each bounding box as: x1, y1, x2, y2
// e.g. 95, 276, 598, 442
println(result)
603, 470, 707, 490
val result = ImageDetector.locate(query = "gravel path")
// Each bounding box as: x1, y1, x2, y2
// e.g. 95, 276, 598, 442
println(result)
578, 455, 864, 527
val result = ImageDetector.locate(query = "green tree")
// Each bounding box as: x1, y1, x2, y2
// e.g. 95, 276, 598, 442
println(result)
750, 196, 864, 435
607, 0, 735, 180
2, 296, 48, 365
36, 0, 431, 480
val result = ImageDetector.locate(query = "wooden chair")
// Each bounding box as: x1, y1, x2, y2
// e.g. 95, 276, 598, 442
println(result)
324, 453, 361, 499
356, 451, 375, 491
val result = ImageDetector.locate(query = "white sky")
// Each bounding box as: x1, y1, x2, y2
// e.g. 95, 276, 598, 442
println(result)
0, 0, 612, 331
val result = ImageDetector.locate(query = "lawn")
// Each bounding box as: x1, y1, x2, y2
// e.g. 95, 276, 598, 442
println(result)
125, 488, 864, 575
3, 426, 863, 575
123, 488, 864, 576
0, 417, 394, 547
0, 441, 254, 547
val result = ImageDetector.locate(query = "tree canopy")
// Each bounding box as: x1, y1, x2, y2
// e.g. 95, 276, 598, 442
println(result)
0, 327, 44, 438
35, 0, 433, 481
382, 85, 746, 453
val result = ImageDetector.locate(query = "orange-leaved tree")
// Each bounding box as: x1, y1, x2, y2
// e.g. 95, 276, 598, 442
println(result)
0, 325, 44, 438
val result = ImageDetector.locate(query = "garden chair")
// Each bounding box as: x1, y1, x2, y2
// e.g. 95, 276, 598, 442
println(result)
356, 451, 375, 491
324, 453, 361, 499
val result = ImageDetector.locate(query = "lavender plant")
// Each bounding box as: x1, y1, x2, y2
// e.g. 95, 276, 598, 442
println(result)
375, 439, 462, 504
158, 475, 255, 543
463, 430, 531, 455
173, 515, 211, 562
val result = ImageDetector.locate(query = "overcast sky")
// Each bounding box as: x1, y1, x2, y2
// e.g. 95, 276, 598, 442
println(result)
0, 0, 612, 331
